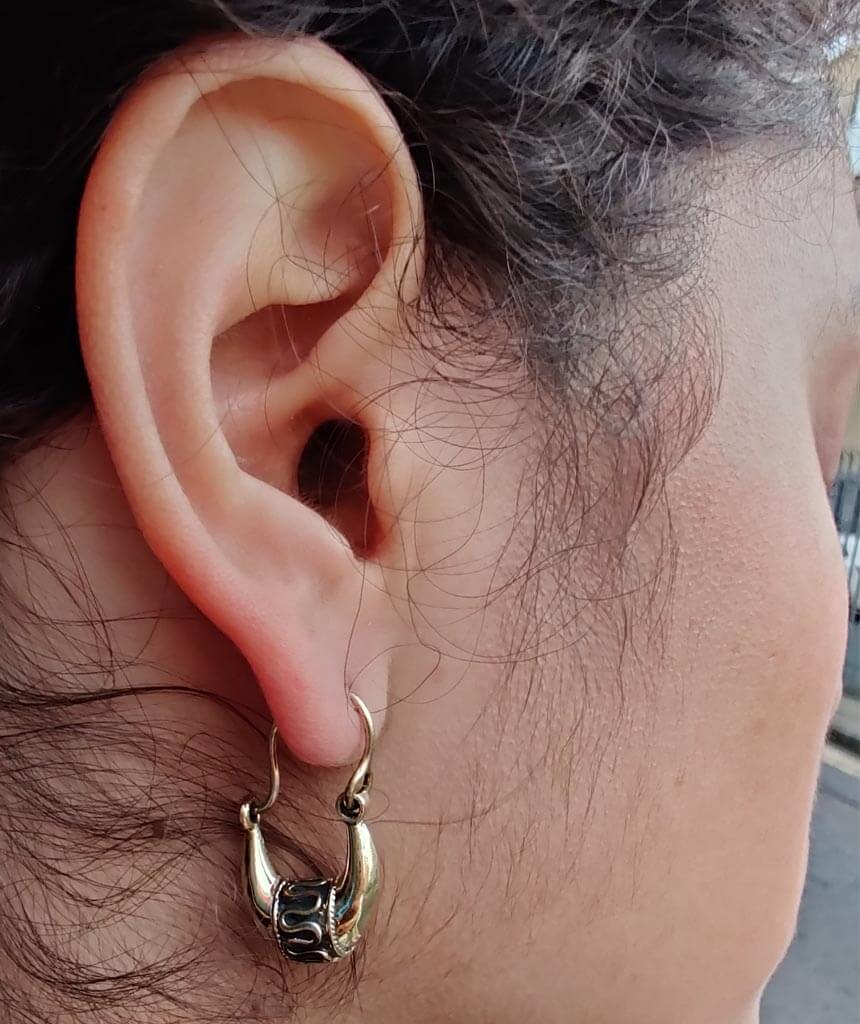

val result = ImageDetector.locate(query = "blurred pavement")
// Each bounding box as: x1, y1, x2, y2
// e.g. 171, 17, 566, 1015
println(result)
762, 755, 860, 1023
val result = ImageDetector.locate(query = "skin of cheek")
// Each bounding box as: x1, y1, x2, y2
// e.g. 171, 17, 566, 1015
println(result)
359, 432, 842, 1024
653, 164, 855, 992
658, 422, 845, 990
362, 163, 857, 1024
580, 169, 853, 1019
347, 403, 830, 1024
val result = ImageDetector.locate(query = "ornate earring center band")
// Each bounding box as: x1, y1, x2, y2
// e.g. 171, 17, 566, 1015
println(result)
239, 693, 380, 963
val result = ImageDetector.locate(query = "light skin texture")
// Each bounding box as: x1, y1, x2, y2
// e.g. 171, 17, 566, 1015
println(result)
3, 35, 859, 1024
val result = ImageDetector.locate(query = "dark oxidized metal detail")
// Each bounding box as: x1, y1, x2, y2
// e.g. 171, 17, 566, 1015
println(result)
273, 880, 337, 963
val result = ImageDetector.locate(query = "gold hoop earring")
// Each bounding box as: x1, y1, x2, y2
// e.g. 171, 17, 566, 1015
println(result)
239, 693, 379, 963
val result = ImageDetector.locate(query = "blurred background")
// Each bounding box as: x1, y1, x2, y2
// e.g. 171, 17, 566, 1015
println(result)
761, 44, 860, 1023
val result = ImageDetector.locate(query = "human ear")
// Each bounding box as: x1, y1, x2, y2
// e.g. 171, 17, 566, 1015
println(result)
76, 37, 424, 766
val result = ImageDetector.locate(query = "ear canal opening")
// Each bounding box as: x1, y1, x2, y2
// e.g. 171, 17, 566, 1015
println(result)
297, 419, 380, 558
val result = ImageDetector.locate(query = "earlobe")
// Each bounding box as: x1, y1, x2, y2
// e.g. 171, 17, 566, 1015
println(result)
76, 37, 424, 766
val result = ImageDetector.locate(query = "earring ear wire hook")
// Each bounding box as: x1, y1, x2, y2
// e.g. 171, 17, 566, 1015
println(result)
251, 693, 374, 822
254, 723, 281, 818
343, 693, 375, 810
